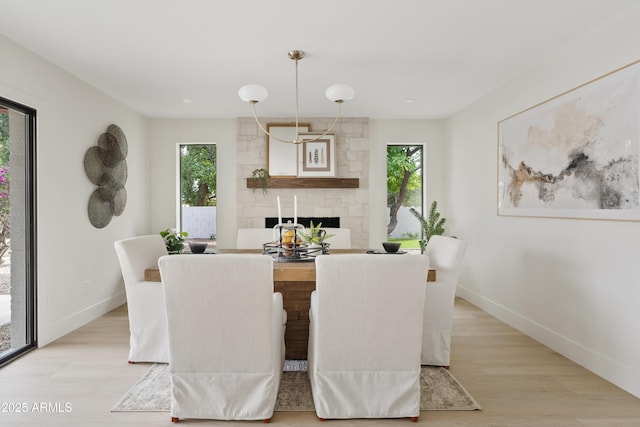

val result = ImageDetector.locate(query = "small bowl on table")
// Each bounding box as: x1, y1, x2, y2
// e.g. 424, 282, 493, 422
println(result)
188, 241, 208, 254
382, 242, 401, 253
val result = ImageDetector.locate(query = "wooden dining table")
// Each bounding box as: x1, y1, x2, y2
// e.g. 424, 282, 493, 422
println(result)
144, 249, 435, 359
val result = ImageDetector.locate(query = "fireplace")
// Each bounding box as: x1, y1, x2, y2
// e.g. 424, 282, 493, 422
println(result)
265, 217, 340, 228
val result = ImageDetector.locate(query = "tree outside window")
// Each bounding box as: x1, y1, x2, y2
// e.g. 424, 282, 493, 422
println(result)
387, 145, 423, 246
181, 144, 216, 206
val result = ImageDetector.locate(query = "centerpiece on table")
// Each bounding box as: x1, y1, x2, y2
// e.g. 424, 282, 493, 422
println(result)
298, 221, 334, 257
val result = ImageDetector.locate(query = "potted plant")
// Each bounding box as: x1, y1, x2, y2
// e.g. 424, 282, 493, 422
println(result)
251, 168, 269, 195
410, 201, 446, 254
298, 221, 334, 245
298, 221, 334, 256
160, 228, 188, 254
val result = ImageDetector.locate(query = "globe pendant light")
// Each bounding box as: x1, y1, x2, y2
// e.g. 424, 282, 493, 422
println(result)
239, 50, 354, 144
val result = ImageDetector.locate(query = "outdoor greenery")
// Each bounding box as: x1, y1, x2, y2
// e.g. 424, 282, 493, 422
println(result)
410, 200, 446, 253
387, 145, 422, 235
387, 237, 420, 249
0, 112, 10, 263
0, 113, 10, 165
160, 228, 188, 254
180, 144, 216, 206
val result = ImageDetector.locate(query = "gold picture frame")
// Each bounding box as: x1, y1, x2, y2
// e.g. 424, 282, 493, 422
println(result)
497, 59, 640, 221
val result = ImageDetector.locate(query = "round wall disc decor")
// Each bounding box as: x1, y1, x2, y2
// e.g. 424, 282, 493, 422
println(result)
85, 124, 128, 228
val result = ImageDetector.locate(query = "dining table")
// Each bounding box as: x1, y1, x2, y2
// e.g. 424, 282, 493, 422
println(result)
144, 249, 436, 359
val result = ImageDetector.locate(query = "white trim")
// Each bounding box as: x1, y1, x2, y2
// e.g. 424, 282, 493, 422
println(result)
456, 285, 640, 398
38, 292, 126, 347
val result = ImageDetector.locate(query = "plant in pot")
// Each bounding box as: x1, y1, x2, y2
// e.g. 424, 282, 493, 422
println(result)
251, 168, 269, 195
298, 221, 334, 256
410, 200, 446, 254
160, 228, 188, 254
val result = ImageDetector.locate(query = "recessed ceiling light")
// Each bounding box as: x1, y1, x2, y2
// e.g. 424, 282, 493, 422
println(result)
181, 99, 192, 104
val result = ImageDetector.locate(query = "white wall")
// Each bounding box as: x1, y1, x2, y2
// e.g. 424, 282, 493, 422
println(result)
181, 206, 216, 239
148, 119, 236, 247
447, 5, 640, 397
148, 118, 446, 250
369, 120, 446, 247
387, 207, 422, 239
0, 35, 149, 346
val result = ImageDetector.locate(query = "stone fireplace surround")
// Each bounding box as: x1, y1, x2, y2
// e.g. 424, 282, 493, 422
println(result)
236, 117, 369, 249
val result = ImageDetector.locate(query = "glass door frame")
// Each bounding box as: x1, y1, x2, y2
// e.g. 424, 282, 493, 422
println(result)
0, 96, 37, 367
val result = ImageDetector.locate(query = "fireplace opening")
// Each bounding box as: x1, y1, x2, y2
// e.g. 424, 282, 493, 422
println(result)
265, 217, 340, 228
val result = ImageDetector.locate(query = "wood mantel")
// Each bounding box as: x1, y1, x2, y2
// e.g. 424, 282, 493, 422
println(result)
246, 177, 359, 189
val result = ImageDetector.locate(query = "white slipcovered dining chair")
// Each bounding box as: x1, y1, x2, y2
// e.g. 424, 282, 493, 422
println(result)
308, 254, 430, 422
158, 254, 286, 423
114, 234, 170, 363
236, 228, 277, 249
421, 235, 467, 367
322, 228, 351, 249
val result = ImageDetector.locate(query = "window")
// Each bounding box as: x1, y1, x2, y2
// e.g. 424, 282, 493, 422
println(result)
0, 97, 37, 367
386, 144, 424, 251
177, 143, 217, 245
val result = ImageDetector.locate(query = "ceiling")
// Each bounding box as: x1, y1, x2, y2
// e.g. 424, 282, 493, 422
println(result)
0, 0, 636, 119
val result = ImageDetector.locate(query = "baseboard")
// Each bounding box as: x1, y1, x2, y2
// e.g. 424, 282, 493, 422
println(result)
456, 285, 640, 399
38, 292, 126, 347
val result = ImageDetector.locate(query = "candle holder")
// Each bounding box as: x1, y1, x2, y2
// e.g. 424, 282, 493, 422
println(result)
263, 221, 330, 262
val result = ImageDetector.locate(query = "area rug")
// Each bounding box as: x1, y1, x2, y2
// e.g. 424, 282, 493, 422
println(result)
112, 360, 480, 412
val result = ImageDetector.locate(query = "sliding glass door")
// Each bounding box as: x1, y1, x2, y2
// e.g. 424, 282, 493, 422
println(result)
0, 97, 37, 367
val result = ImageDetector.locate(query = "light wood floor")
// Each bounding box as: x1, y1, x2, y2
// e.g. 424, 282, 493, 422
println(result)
1, 298, 639, 426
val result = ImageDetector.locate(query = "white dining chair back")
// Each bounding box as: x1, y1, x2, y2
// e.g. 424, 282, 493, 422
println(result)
114, 234, 170, 363
322, 228, 351, 249
236, 228, 277, 249
308, 254, 429, 421
158, 254, 285, 423
421, 235, 467, 366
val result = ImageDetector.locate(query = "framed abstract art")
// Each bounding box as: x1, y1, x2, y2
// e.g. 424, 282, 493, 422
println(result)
498, 60, 640, 221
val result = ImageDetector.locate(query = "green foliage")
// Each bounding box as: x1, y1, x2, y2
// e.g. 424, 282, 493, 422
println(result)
298, 221, 334, 244
0, 112, 10, 263
402, 231, 420, 240
387, 237, 420, 249
160, 228, 188, 254
180, 144, 216, 206
0, 113, 9, 166
0, 166, 9, 262
410, 201, 446, 253
387, 145, 423, 236
386, 146, 422, 207
251, 168, 269, 195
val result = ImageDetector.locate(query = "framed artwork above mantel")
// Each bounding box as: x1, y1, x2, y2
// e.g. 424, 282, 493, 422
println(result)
297, 133, 336, 177
262, 124, 348, 186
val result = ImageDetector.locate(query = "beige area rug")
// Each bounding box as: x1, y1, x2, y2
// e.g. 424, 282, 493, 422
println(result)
112, 361, 481, 412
